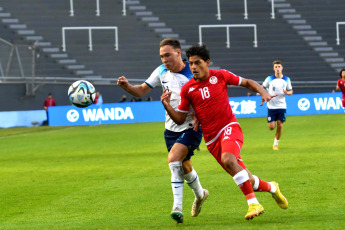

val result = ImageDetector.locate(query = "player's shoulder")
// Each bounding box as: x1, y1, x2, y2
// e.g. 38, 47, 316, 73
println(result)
156, 64, 168, 76
265, 75, 275, 82
282, 75, 291, 81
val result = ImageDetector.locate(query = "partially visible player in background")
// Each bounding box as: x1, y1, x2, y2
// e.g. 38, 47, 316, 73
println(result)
161, 44, 288, 221
262, 60, 293, 150
117, 38, 208, 224
335, 68, 345, 111
93, 91, 103, 106
43, 93, 56, 125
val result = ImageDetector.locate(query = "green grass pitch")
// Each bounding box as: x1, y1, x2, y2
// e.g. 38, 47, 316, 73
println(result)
0, 114, 344, 229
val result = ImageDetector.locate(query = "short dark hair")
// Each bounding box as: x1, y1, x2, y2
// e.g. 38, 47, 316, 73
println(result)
339, 68, 345, 78
160, 38, 181, 50
185, 44, 210, 61
273, 60, 283, 66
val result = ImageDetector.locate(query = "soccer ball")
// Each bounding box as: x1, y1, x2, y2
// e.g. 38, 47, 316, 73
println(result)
68, 80, 96, 108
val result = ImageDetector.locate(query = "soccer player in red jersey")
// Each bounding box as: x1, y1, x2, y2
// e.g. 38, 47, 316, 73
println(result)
161, 45, 289, 220
336, 68, 345, 109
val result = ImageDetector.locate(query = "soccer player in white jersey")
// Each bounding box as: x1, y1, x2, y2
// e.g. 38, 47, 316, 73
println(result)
117, 39, 208, 224
262, 60, 293, 150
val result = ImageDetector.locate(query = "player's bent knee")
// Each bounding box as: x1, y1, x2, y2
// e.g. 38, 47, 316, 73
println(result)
221, 152, 238, 170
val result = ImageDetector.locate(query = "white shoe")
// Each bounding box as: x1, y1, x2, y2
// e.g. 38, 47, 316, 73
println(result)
191, 189, 209, 217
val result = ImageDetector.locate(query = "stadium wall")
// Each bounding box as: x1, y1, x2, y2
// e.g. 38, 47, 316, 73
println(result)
1, 92, 342, 128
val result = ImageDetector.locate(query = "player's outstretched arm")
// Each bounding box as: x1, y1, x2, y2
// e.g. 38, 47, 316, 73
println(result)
240, 78, 276, 106
161, 89, 188, 125
117, 76, 151, 97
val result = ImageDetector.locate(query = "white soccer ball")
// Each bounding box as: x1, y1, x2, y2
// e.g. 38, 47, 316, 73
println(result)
68, 80, 96, 108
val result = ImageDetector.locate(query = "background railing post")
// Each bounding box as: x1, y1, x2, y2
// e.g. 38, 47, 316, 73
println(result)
69, 0, 74, 16
123, 0, 126, 16
336, 22, 343, 45
115, 27, 118, 50
253, 24, 258, 47
199, 26, 203, 45
88, 28, 93, 51
271, 0, 275, 19
62, 27, 66, 51
226, 26, 230, 48
96, 0, 100, 16
216, 0, 221, 20
244, 0, 248, 19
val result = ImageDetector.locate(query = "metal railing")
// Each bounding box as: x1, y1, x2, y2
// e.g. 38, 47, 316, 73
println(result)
0, 38, 25, 78
69, 0, 127, 16
62, 26, 119, 51
199, 24, 258, 48
216, 0, 275, 20
336, 22, 345, 45
69, 0, 100, 16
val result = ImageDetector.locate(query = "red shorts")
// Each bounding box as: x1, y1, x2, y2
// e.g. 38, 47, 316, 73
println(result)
342, 99, 345, 108
206, 124, 246, 172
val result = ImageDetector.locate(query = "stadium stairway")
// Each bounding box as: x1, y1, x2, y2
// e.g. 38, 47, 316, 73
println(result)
138, 0, 336, 87
0, 0, 165, 82
285, 0, 345, 73
273, 0, 345, 75
0, 5, 78, 79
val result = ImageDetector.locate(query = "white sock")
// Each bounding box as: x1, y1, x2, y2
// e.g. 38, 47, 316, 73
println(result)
184, 168, 204, 200
273, 138, 279, 146
268, 182, 277, 193
169, 161, 184, 211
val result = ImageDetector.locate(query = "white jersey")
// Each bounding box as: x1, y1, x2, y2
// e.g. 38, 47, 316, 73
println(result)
145, 63, 194, 132
262, 75, 292, 109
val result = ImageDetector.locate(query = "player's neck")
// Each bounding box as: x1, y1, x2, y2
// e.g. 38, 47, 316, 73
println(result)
275, 73, 283, 78
173, 60, 185, 73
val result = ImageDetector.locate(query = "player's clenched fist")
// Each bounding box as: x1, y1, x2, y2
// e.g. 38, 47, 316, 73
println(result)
117, 76, 129, 89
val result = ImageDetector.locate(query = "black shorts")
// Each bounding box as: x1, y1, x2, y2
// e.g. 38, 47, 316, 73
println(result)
267, 109, 286, 123
164, 127, 202, 162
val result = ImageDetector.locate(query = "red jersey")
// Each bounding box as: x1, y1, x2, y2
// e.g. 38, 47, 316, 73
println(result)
337, 79, 345, 99
178, 69, 241, 144
43, 98, 56, 108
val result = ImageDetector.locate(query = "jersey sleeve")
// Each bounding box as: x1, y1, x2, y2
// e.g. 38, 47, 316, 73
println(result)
221, 69, 241, 86
177, 85, 190, 113
286, 77, 293, 91
262, 77, 270, 88
145, 65, 163, 88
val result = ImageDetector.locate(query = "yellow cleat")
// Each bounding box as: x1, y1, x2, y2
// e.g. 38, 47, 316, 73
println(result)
273, 145, 279, 150
245, 204, 264, 220
271, 181, 288, 209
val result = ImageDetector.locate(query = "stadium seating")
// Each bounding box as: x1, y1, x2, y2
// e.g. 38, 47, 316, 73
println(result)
0, 0, 344, 110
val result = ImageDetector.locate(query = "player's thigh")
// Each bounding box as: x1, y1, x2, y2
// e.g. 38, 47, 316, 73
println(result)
175, 128, 203, 162
267, 109, 277, 128
277, 109, 287, 122
169, 142, 189, 162
220, 125, 246, 170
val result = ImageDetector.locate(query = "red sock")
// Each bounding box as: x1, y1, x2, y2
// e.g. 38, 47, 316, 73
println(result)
233, 170, 258, 204
254, 176, 271, 192
239, 180, 256, 201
